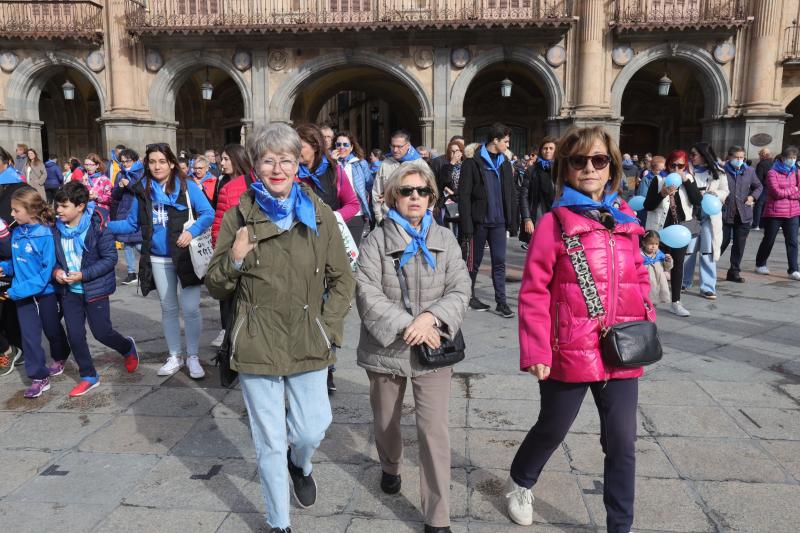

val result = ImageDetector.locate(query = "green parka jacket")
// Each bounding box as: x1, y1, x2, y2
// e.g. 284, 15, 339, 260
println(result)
205, 184, 355, 376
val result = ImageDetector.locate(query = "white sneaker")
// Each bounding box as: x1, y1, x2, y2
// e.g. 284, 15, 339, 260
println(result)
186, 356, 205, 379
791, 271, 800, 281
504, 476, 534, 526
755, 266, 770, 275
157, 356, 184, 376
670, 302, 691, 317
211, 329, 226, 348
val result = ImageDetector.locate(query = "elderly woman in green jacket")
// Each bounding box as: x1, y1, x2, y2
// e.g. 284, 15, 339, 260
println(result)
205, 123, 355, 533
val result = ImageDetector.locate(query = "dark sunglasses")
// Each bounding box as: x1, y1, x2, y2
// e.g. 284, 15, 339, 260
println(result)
566, 154, 611, 171
398, 186, 433, 197
146, 142, 171, 152
335, 142, 351, 148
669, 162, 686, 169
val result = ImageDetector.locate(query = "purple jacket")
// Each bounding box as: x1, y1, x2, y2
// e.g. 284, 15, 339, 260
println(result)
722, 164, 763, 225
763, 168, 800, 219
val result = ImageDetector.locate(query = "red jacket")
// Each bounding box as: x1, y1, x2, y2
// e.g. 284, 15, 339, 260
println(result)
212, 174, 249, 245
518, 205, 653, 382
763, 168, 800, 219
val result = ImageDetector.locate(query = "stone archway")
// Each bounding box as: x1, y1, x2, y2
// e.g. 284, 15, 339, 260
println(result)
611, 43, 730, 120
269, 50, 434, 146
149, 51, 253, 128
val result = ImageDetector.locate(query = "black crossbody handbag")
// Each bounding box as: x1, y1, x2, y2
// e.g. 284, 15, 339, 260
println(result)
562, 232, 663, 368
393, 256, 465, 368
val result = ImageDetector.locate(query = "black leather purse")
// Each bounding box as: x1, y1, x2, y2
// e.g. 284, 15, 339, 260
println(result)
393, 257, 465, 368
562, 232, 663, 368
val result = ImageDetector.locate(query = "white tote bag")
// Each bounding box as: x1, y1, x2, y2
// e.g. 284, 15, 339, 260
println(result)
183, 190, 214, 279
333, 211, 359, 271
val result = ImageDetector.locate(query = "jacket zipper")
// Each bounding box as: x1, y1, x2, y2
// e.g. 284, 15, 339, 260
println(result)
607, 230, 617, 328
553, 304, 560, 351
315, 317, 332, 349
230, 315, 245, 358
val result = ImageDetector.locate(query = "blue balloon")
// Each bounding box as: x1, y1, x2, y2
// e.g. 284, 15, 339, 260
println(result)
701, 194, 722, 215
664, 173, 682, 188
659, 225, 692, 249
628, 195, 646, 211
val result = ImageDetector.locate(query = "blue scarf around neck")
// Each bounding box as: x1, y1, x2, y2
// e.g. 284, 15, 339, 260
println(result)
479, 144, 505, 178
298, 156, 329, 192
538, 158, 552, 171
150, 179, 187, 211
86, 171, 103, 187
772, 159, 796, 175
387, 208, 436, 270
251, 181, 318, 235
552, 186, 639, 224
395, 145, 421, 163
57, 202, 95, 252
119, 161, 144, 184
641, 249, 666, 266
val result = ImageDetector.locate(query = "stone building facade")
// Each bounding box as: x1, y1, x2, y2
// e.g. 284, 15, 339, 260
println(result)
1, 0, 798, 159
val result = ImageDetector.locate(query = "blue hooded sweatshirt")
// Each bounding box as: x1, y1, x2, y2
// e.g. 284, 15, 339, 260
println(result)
0, 223, 56, 300
0, 166, 23, 186
44, 160, 63, 190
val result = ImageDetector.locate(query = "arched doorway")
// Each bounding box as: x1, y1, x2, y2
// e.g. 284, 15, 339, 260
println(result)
783, 95, 800, 148
174, 67, 245, 153
620, 60, 704, 155
463, 62, 548, 157
38, 70, 102, 160
290, 66, 423, 152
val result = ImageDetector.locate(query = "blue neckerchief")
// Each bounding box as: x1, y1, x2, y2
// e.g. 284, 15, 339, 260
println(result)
197, 172, 214, 185
724, 161, 747, 176
622, 159, 634, 169
209, 163, 218, 172
552, 186, 639, 224
149, 179, 187, 211
694, 164, 709, 174
86, 172, 103, 188
393, 145, 421, 163
772, 159, 796, 175
641, 249, 666, 266
298, 156, 329, 192
57, 202, 95, 252
118, 161, 144, 184
479, 144, 505, 178
387, 209, 436, 270
251, 181, 318, 235
344, 153, 357, 163
0, 166, 23, 185
538, 158, 552, 170
659, 170, 669, 178
370, 160, 382, 174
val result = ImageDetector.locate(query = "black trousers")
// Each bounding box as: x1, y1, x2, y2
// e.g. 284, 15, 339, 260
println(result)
0, 298, 21, 353
721, 214, 751, 276
659, 242, 688, 302
510, 378, 638, 533
467, 223, 507, 304
60, 292, 133, 378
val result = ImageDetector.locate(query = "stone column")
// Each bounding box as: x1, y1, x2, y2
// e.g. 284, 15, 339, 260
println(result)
574, 0, 607, 115
739, 0, 787, 158
251, 50, 270, 130
419, 117, 434, 150
432, 48, 450, 153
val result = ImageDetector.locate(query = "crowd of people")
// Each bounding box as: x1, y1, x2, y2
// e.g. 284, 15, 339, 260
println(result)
0, 121, 798, 533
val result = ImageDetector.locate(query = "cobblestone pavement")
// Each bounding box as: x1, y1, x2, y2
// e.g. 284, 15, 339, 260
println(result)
0, 235, 798, 533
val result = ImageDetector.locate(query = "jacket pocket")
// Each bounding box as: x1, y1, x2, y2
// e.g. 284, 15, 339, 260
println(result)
555, 302, 574, 346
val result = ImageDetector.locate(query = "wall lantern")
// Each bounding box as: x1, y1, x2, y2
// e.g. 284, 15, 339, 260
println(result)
500, 77, 513, 98
201, 67, 213, 101
62, 79, 76, 100
658, 74, 672, 96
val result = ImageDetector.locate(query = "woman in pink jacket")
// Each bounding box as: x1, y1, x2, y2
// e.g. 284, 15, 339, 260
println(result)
81, 153, 113, 211
504, 127, 654, 533
754, 146, 800, 280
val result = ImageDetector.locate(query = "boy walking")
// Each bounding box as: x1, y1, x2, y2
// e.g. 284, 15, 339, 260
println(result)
52, 181, 138, 397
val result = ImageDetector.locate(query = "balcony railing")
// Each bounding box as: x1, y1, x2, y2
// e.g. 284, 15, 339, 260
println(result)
124, 0, 573, 36
0, 0, 103, 42
613, 0, 748, 31
784, 24, 800, 62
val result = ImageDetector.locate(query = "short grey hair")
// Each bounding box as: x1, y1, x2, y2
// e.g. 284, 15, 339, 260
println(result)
384, 160, 439, 210
247, 123, 301, 163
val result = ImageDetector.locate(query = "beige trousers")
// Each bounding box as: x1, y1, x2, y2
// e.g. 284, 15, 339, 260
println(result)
367, 367, 453, 527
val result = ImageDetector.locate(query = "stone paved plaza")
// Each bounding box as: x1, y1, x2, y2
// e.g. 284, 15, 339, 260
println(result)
0, 236, 798, 533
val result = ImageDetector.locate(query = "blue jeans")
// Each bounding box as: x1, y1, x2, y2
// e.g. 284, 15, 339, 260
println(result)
240, 369, 332, 530
683, 218, 717, 293
123, 244, 141, 274
149, 259, 202, 357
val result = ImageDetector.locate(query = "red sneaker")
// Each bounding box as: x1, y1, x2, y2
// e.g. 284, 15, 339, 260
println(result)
69, 378, 99, 397
123, 337, 138, 373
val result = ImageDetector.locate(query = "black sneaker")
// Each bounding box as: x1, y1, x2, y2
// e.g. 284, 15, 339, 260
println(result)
122, 272, 138, 285
287, 450, 317, 508
269, 528, 292, 533
469, 297, 491, 311
496, 302, 515, 318
424, 526, 452, 533
327, 368, 336, 394
380, 471, 402, 494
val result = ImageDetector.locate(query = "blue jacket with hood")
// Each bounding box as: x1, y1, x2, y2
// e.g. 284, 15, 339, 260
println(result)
0, 223, 56, 300
44, 160, 63, 190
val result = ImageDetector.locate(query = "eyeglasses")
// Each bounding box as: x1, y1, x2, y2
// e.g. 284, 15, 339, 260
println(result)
335, 142, 351, 148
192, 167, 206, 172
398, 186, 432, 197
261, 159, 297, 172
669, 163, 686, 170
84, 162, 97, 167
566, 154, 611, 171
146, 143, 171, 152
391, 143, 408, 151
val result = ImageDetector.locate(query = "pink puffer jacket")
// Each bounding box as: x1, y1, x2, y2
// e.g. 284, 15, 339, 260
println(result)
763, 168, 800, 219
518, 205, 654, 382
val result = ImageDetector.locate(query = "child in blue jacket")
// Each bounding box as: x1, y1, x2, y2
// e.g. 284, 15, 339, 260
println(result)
52, 181, 139, 397
0, 186, 69, 398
